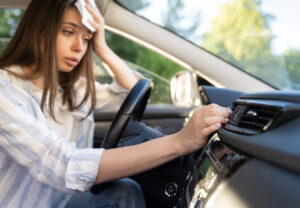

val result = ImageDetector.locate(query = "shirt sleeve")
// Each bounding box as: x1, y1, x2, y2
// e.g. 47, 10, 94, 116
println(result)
95, 71, 143, 111
0, 79, 102, 193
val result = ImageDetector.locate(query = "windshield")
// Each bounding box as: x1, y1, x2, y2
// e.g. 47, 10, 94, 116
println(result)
116, 0, 300, 90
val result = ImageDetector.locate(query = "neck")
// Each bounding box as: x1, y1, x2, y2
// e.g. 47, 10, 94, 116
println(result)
22, 65, 44, 89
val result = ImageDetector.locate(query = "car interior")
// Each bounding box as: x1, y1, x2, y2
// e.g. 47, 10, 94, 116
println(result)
1, 0, 300, 208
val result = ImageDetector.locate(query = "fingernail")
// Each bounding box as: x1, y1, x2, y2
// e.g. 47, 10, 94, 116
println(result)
215, 123, 221, 128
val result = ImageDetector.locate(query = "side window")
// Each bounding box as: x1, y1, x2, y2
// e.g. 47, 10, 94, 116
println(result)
95, 30, 186, 105
0, 9, 24, 53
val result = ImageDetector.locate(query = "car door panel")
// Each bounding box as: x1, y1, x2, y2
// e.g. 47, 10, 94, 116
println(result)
93, 105, 193, 146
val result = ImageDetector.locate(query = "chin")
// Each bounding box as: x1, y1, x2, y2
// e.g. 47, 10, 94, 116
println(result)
59, 65, 75, 72
60, 69, 74, 72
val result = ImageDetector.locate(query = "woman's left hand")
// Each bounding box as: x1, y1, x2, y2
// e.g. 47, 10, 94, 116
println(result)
85, 0, 109, 56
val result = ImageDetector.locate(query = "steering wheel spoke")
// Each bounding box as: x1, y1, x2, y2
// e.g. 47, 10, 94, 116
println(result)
101, 79, 153, 149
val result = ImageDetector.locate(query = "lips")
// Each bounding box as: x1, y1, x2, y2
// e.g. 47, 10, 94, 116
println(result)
64, 57, 79, 67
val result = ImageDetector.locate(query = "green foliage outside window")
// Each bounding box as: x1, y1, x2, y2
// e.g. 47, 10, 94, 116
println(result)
120, 0, 300, 90
0, 9, 24, 52
284, 49, 300, 89
105, 31, 183, 80
0, 9, 23, 37
201, 0, 300, 90
105, 30, 191, 105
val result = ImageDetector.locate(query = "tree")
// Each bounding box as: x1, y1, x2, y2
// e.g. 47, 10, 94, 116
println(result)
204, 0, 273, 61
162, 0, 200, 40
0, 9, 24, 53
107, 0, 203, 81
105, 31, 179, 104
283, 49, 300, 89
117, 0, 150, 12
105, 0, 205, 103
0, 9, 23, 37
203, 0, 291, 89
106, 0, 189, 81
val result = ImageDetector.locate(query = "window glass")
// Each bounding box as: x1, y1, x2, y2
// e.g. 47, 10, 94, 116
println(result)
0, 9, 24, 52
93, 51, 174, 105
116, 0, 300, 90
104, 30, 188, 105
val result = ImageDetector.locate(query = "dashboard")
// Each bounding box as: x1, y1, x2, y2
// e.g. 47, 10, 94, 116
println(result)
174, 90, 300, 208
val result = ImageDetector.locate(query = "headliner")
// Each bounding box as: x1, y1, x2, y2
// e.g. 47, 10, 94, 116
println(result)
0, 0, 31, 9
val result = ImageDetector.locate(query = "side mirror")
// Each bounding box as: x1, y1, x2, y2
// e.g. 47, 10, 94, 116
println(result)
170, 71, 202, 107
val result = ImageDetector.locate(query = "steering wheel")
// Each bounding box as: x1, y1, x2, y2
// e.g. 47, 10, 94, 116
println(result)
91, 79, 152, 194
100, 78, 152, 149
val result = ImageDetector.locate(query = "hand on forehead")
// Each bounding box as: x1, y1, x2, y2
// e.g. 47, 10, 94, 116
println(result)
75, 0, 96, 33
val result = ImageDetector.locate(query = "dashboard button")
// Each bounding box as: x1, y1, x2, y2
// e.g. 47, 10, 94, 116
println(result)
164, 182, 178, 198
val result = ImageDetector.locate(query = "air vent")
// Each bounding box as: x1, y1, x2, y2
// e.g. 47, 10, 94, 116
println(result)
225, 103, 282, 135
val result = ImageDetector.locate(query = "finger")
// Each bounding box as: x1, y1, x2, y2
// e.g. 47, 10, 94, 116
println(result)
87, 19, 100, 31
193, 106, 230, 122
201, 123, 221, 137
85, 6, 101, 22
203, 116, 229, 127
85, 0, 95, 8
206, 106, 232, 118
85, 0, 102, 22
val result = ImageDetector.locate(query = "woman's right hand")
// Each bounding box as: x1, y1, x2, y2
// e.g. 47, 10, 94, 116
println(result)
96, 103, 231, 183
175, 104, 232, 155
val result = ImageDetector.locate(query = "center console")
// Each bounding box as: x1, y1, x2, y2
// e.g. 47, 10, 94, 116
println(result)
175, 133, 247, 208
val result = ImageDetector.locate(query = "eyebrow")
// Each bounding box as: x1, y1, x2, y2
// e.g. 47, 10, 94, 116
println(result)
62, 22, 93, 34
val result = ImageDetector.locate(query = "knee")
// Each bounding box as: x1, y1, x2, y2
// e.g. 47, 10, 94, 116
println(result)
110, 178, 146, 208
112, 178, 143, 198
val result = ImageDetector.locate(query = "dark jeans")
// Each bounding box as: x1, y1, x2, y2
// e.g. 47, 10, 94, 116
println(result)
65, 178, 146, 208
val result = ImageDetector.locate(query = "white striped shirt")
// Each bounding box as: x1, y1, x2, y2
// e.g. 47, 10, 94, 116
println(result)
0, 65, 129, 207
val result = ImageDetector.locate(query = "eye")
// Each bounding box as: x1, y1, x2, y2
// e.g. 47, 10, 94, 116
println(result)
83, 37, 92, 43
63, 30, 73, 36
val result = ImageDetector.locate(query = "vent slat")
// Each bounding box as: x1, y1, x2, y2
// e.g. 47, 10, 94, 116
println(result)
242, 115, 276, 122
228, 103, 281, 134
239, 121, 266, 128
243, 115, 272, 123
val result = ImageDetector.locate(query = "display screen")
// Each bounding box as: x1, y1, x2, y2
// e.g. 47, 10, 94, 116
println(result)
194, 156, 211, 181
180, 134, 247, 208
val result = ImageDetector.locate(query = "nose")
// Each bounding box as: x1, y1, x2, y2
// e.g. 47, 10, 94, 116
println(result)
72, 36, 85, 53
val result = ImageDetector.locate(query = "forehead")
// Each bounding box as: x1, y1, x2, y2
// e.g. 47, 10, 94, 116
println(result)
62, 6, 91, 33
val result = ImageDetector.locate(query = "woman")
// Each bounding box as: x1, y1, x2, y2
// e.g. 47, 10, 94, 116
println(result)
0, 0, 231, 207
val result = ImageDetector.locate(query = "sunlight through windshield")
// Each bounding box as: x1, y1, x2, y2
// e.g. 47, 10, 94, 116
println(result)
116, 0, 300, 90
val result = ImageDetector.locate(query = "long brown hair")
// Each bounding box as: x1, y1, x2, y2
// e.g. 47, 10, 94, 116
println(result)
0, 0, 96, 120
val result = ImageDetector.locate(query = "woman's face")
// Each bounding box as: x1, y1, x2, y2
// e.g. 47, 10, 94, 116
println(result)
56, 6, 93, 72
